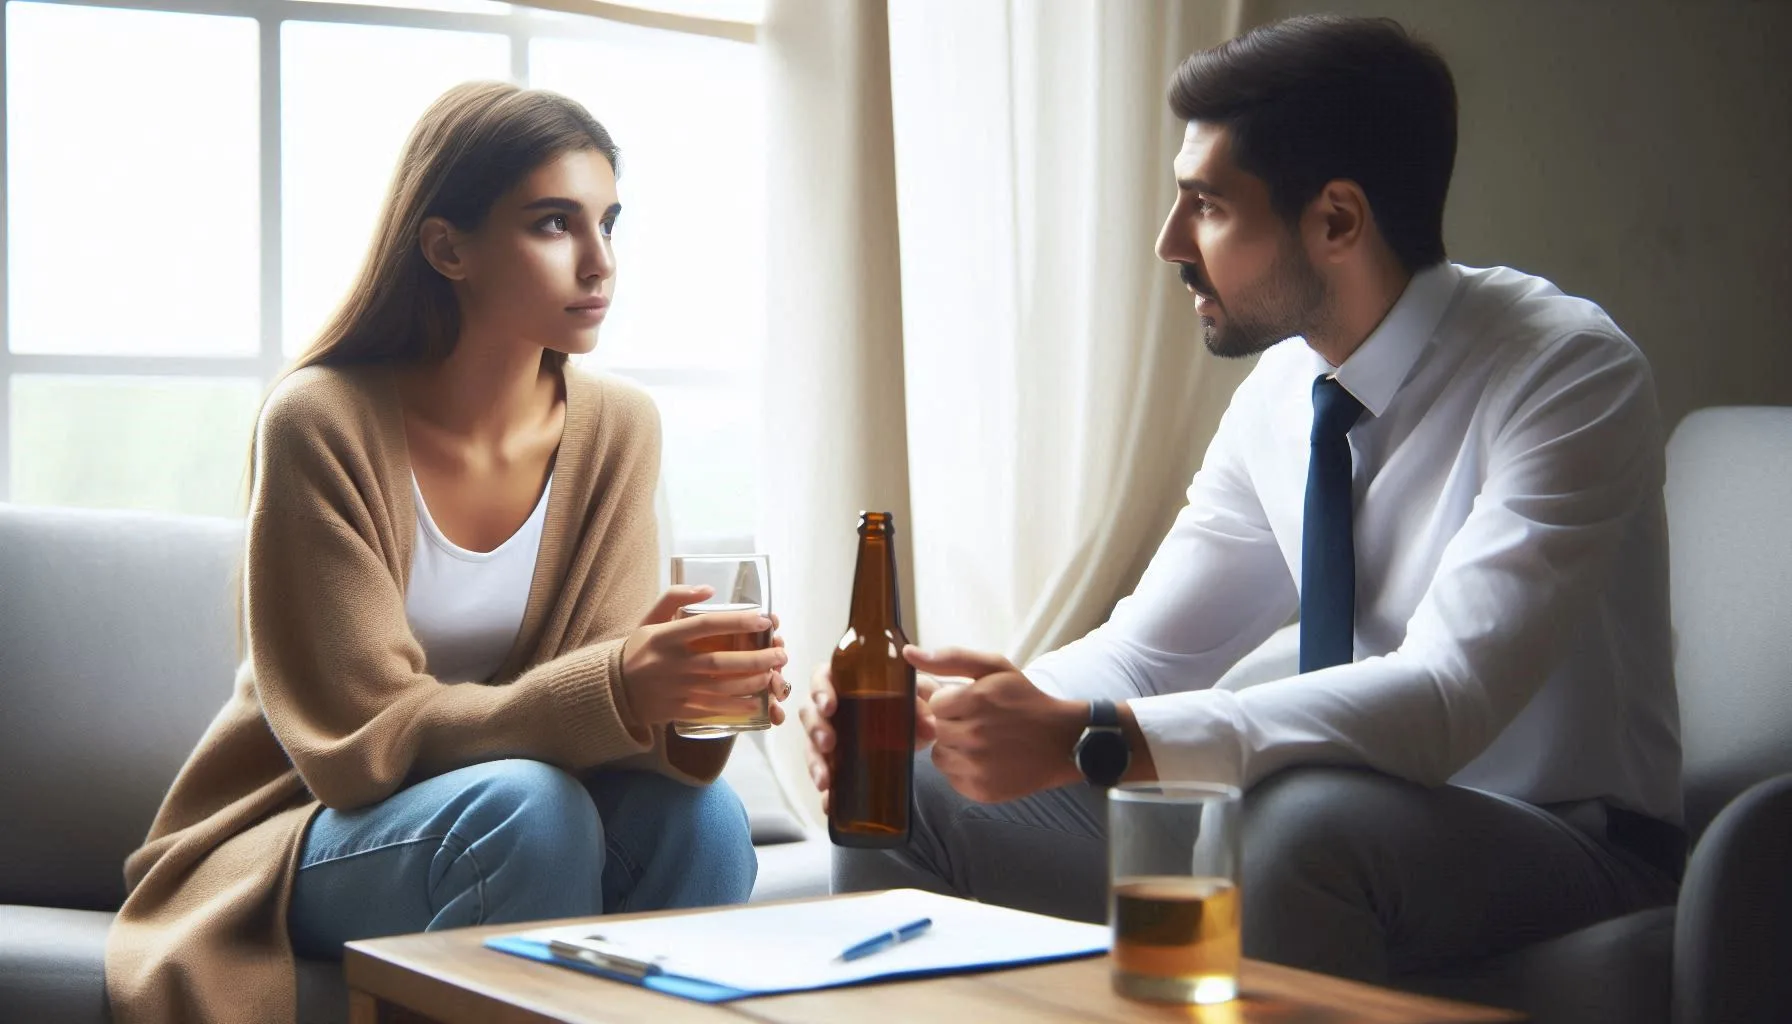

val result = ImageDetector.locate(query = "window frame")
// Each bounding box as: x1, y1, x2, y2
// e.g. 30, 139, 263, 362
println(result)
0, 0, 756, 503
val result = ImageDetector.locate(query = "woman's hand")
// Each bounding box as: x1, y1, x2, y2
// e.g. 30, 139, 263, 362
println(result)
621, 586, 791, 728
766, 632, 794, 725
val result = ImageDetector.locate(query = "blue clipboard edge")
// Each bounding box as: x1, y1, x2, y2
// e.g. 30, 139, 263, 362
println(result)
482, 935, 1107, 1004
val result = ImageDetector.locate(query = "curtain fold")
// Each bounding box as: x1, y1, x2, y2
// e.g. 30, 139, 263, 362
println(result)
761, 0, 1244, 821
1008, 0, 1250, 664
758, 0, 912, 816
886, 0, 1249, 664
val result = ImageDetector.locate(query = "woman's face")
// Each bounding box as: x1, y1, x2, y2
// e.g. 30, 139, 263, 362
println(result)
448, 147, 620, 358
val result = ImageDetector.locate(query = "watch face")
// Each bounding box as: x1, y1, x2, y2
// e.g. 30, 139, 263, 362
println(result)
1076, 730, 1129, 786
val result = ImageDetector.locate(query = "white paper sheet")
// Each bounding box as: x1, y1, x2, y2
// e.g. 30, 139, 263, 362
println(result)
506, 888, 1109, 992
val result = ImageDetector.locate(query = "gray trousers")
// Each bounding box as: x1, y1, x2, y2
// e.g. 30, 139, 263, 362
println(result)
833, 756, 1679, 984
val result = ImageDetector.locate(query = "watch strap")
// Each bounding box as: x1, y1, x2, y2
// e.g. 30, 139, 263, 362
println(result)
1089, 698, 1120, 730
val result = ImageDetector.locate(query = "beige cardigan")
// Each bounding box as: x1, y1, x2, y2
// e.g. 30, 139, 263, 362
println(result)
105, 363, 733, 1023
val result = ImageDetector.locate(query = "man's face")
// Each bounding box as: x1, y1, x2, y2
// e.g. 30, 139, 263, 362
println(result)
1155, 121, 1327, 358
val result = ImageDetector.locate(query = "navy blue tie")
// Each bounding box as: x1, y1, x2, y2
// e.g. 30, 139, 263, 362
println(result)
1301, 375, 1365, 673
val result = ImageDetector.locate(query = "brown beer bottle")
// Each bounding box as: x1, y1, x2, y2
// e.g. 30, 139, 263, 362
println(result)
828, 511, 917, 848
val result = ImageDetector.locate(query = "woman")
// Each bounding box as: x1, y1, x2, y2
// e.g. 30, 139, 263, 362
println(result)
104, 82, 789, 1023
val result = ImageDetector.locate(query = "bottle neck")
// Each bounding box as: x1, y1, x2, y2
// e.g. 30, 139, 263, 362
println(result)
847, 528, 903, 630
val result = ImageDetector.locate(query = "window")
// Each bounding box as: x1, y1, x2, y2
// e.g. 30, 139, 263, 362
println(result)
1, 0, 764, 549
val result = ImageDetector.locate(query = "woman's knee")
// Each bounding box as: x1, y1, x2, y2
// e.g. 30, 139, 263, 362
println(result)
453, 759, 603, 863
664, 776, 754, 859
618, 773, 756, 897
292, 760, 608, 937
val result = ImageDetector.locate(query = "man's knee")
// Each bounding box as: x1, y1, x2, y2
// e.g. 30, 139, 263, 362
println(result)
1243, 767, 1417, 898
1237, 767, 1422, 979
1247, 766, 1419, 847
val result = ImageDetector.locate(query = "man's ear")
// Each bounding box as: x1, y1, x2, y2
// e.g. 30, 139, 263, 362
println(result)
1305, 180, 1370, 265
419, 216, 470, 281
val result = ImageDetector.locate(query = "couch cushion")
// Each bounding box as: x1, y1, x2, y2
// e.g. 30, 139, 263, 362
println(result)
1399, 905, 1674, 1024
751, 833, 832, 902
0, 905, 112, 1024
0, 904, 350, 1024
1672, 773, 1792, 1024
1665, 408, 1792, 837
0, 505, 244, 910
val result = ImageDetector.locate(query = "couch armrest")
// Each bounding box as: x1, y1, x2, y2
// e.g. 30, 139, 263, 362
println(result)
1673, 773, 1792, 1024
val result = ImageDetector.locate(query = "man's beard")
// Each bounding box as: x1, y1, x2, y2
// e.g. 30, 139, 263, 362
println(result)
1181, 241, 1327, 359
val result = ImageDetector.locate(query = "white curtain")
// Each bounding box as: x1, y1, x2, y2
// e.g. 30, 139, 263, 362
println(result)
758, 0, 913, 816
885, 0, 1249, 663
761, 0, 1246, 820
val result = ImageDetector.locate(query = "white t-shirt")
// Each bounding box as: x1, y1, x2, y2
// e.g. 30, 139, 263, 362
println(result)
404, 473, 552, 683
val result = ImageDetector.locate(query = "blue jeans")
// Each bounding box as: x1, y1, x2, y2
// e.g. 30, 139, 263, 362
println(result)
287, 759, 756, 959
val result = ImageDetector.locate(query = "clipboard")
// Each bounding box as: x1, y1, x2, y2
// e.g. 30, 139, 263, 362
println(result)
484, 888, 1109, 1003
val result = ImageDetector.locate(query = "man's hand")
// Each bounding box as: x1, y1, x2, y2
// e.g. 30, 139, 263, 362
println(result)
907, 647, 1087, 804
801, 660, 939, 814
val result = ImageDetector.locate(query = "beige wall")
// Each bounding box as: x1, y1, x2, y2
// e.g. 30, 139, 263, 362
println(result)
1243, 0, 1792, 429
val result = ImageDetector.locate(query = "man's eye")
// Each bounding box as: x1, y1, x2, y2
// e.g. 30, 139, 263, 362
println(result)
600, 217, 617, 238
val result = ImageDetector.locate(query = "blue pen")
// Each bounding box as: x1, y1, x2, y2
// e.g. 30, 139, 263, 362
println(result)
836, 917, 934, 962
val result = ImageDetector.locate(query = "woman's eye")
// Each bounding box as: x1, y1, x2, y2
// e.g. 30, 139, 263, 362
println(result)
540, 214, 570, 234
600, 217, 617, 239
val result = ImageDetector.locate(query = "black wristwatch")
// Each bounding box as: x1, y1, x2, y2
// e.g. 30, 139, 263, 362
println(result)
1073, 699, 1130, 788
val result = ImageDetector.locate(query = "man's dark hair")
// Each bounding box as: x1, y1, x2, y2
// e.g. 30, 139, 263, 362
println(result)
1169, 15, 1457, 271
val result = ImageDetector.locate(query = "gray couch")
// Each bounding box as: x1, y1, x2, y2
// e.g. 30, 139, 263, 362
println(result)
5, 407, 1790, 1023
1212, 407, 1792, 1023
0, 506, 829, 1024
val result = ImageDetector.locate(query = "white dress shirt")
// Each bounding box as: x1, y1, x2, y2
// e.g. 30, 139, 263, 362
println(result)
404, 473, 551, 684
1027, 263, 1682, 823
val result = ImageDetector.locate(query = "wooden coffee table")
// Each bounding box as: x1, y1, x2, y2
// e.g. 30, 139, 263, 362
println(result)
344, 897, 1524, 1023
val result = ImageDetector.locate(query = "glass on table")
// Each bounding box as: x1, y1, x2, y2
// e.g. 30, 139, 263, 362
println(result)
1108, 782, 1243, 1005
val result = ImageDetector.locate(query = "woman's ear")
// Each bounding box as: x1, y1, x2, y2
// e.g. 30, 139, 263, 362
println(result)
419, 216, 470, 281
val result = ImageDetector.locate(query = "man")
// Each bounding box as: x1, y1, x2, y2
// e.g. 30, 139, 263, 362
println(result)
800, 14, 1682, 986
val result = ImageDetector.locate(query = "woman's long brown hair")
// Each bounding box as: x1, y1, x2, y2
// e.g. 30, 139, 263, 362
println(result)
294, 80, 620, 374
233, 82, 619, 647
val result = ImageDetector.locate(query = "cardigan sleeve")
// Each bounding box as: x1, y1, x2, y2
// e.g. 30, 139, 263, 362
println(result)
244, 375, 659, 811
248, 511, 658, 809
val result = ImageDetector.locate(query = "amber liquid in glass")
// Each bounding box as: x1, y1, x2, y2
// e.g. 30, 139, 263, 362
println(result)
1111, 876, 1241, 1004
673, 602, 773, 738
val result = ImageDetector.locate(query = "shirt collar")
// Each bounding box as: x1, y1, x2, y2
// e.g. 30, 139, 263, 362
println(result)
1308, 261, 1461, 418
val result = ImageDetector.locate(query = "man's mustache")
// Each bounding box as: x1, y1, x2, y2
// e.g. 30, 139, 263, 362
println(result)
1179, 263, 1216, 300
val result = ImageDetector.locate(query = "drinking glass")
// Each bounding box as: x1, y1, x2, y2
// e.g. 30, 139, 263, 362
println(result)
668, 554, 773, 739
1108, 782, 1243, 1004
